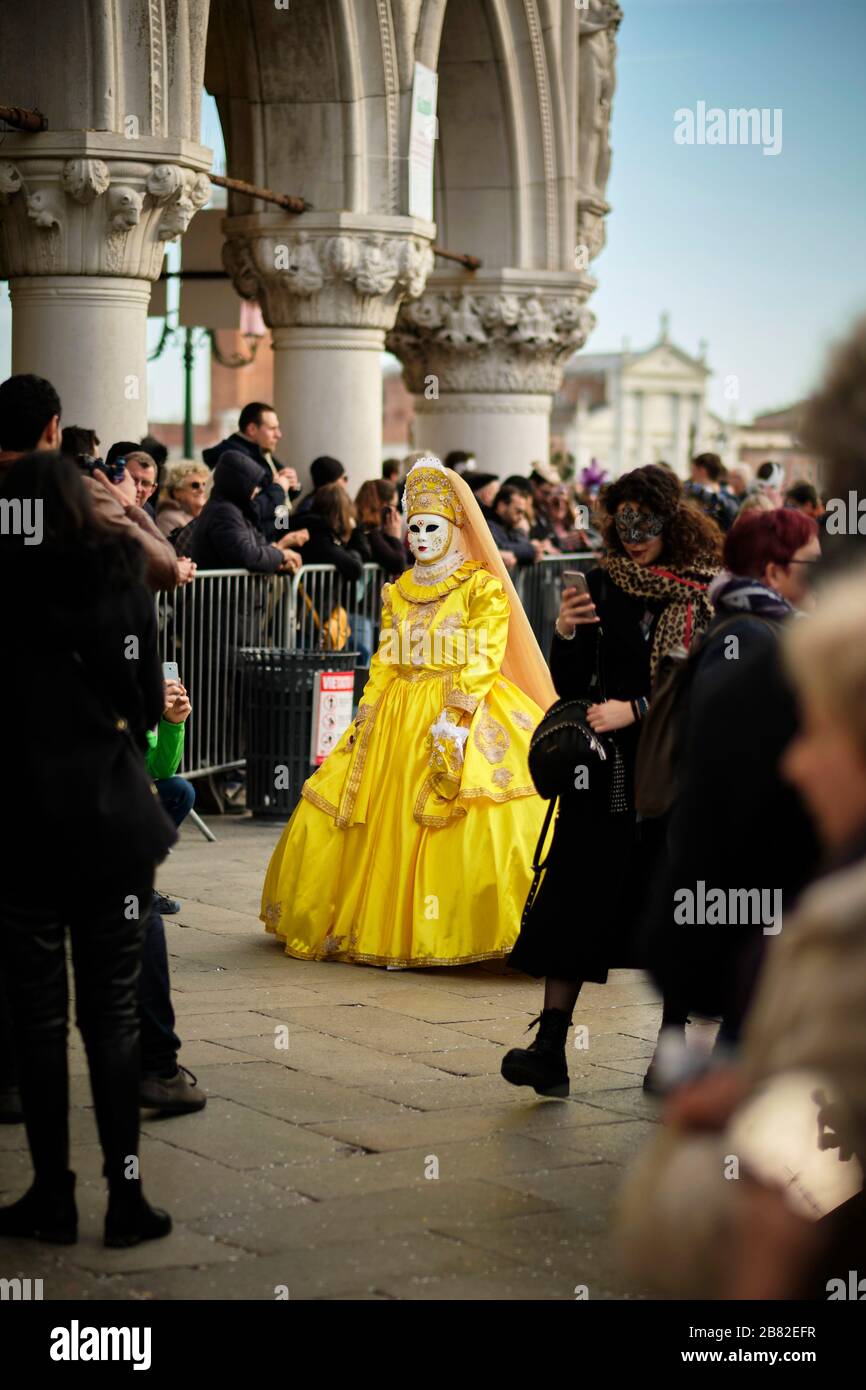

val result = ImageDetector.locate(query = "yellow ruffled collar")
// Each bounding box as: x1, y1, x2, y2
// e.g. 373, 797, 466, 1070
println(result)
395, 559, 485, 602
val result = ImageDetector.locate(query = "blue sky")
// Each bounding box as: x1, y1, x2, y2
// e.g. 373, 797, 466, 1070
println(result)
592, 0, 866, 419
2, 0, 864, 425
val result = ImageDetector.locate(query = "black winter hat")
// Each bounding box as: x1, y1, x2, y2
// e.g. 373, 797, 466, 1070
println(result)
212, 450, 262, 513
465, 472, 500, 494
311, 455, 347, 488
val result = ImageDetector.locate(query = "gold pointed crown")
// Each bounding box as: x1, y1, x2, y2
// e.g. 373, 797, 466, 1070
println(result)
402, 455, 465, 526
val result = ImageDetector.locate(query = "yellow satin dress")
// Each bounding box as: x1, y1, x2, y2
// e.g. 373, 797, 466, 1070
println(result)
260, 559, 548, 967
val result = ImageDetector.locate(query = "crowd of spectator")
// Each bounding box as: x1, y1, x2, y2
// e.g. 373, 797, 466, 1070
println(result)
0, 321, 861, 1294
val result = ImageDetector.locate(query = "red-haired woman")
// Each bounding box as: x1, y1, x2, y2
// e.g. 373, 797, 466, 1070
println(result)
503, 465, 722, 1098
645, 507, 822, 1068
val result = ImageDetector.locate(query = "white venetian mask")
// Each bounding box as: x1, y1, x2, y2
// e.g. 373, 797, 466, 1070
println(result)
407, 511, 452, 563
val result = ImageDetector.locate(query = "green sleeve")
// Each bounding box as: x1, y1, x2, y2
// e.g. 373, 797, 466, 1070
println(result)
145, 719, 186, 780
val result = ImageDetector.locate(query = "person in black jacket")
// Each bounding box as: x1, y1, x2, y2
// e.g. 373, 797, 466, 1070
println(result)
291, 454, 349, 519
0, 453, 176, 1248
486, 483, 540, 569
202, 402, 301, 541
350, 480, 406, 663
354, 478, 408, 576
300, 484, 367, 577
502, 465, 721, 1098
296, 483, 370, 655
643, 508, 822, 1059
188, 450, 302, 575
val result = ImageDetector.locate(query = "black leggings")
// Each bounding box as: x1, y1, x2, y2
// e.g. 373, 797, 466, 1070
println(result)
0, 871, 152, 1189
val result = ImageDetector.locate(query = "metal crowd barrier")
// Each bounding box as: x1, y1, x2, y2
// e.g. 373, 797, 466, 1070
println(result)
513, 551, 598, 655
156, 569, 294, 780
156, 552, 598, 782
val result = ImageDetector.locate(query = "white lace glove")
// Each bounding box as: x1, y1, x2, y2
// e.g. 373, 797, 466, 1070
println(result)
427, 710, 470, 799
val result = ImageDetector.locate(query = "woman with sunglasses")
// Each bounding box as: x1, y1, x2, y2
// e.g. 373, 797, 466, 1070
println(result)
502, 465, 721, 1098
156, 460, 211, 547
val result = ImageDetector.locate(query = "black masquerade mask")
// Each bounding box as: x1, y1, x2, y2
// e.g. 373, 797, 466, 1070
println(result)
614, 507, 665, 545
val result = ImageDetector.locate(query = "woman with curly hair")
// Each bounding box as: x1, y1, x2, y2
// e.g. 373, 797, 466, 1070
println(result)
502, 464, 722, 1098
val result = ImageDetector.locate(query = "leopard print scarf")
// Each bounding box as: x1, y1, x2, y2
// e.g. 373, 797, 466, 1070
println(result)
605, 552, 720, 681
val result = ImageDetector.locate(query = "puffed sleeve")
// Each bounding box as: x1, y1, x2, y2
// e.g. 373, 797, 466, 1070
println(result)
444, 572, 509, 719
356, 583, 397, 719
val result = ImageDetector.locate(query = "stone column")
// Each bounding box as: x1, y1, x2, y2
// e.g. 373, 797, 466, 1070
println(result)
0, 136, 210, 446
635, 389, 646, 470
222, 213, 436, 489
387, 272, 595, 473
674, 391, 687, 478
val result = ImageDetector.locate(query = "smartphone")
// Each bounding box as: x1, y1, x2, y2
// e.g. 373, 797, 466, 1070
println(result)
562, 569, 589, 597
162, 661, 180, 683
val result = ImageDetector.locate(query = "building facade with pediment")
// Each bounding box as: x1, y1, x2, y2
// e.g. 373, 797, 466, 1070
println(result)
0, 0, 624, 489
552, 316, 733, 480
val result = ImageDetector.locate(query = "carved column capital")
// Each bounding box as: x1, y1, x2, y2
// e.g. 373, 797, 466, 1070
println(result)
0, 133, 211, 281
386, 272, 597, 395
222, 212, 436, 332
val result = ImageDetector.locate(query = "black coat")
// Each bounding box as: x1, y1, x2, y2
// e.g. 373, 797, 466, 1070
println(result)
508, 565, 668, 983
298, 515, 368, 606
486, 512, 536, 566
202, 433, 299, 542
299, 514, 367, 577
0, 530, 175, 883
362, 524, 408, 576
189, 451, 284, 574
644, 625, 821, 1033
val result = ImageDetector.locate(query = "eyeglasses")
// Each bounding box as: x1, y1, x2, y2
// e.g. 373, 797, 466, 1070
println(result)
184, 481, 207, 491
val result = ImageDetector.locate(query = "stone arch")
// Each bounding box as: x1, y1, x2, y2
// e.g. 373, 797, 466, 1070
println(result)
415, 0, 579, 274
203, 0, 576, 265
0, 0, 619, 476
204, 0, 412, 217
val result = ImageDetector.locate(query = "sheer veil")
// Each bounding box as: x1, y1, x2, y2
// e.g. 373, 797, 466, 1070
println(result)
448, 469, 557, 712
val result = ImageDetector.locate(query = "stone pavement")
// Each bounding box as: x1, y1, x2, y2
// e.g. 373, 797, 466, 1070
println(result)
0, 815, 701, 1302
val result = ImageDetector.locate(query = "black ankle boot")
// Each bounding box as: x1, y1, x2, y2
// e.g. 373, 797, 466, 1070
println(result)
104, 1184, 172, 1249
501, 1009, 571, 1097
0, 1170, 77, 1244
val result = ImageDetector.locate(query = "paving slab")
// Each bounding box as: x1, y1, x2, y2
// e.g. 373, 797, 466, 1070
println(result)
192, 1060, 409, 1125
186, 1176, 557, 1254
91, 1231, 528, 1300
305, 1096, 631, 1153
140, 1096, 352, 1170
259, 1132, 584, 1201
1, 816, 664, 1300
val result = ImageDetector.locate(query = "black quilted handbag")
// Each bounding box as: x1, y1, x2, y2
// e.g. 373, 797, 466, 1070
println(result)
520, 619, 623, 930
527, 696, 615, 804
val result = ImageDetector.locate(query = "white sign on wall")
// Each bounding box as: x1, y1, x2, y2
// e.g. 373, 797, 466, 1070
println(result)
408, 61, 439, 223
310, 670, 356, 765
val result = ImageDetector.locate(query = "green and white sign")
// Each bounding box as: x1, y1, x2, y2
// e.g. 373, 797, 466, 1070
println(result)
408, 61, 439, 222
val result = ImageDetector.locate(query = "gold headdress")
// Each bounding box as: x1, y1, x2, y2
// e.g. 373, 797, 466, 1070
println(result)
401, 453, 556, 711
402, 456, 466, 526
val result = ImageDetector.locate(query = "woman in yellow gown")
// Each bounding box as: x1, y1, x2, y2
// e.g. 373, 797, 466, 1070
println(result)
261, 456, 556, 968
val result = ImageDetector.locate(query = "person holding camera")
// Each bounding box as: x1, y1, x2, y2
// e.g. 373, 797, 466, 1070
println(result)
0, 374, 188, 591
354, 478, 407, 575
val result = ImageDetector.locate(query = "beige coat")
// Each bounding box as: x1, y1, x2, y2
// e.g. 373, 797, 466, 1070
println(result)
156, 501, 192, 539
0, 450, 178, 591
618, 856, 866, 1296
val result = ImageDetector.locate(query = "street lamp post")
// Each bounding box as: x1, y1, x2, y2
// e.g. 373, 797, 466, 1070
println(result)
149, 320, 262, 456
183, 327, 195, 457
